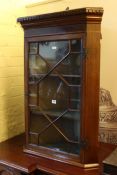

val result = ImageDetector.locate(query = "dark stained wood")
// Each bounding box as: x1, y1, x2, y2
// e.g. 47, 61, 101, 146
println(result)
0, 134, 37, 173
80, 29, 101, 163
17, 7, 104, 175
0, 164, 23, 175
17, 7, 103, 29
17, 7, 103, 23
24, 25, 85, 38
0, 134, 116, 175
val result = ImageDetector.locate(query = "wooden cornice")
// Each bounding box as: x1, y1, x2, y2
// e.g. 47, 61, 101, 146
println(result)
17, 7, 104, 29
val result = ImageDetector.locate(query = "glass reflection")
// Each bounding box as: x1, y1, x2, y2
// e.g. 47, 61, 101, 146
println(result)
29, 40, 82, 76
71, 40, 81, 52
29, 42, 38, 54
29, 55, 48, 75
38, 76, 69, 112
28, 38, 82, 155
39, 41, 69, 61
56, 53, 81, 75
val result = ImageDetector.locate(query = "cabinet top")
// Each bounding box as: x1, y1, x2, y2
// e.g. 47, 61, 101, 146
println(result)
17, 7, 103, 29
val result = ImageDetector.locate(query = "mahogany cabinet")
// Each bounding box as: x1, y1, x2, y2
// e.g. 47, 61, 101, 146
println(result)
17, 7, 103, 175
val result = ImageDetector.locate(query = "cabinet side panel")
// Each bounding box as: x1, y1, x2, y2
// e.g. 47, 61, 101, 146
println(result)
81, 24, 101, 163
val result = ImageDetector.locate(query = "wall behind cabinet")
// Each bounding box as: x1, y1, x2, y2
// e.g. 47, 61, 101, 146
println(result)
0, 0, 27, 142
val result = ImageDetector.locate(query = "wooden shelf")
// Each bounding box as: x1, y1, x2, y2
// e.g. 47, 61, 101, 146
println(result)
29, 73, 81, 78
30, 109, 80, 119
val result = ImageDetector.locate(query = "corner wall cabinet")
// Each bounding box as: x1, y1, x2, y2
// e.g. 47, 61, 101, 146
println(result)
17, 7, 103, 175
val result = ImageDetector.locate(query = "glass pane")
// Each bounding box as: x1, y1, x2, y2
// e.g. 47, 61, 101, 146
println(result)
29, 111, 80, 154
28, 38, 83, 155
70, 99, 80, 110
29, 95, 37, 107
70, 86, 80, 99
69, 86, 80, 110
71, 40, 81, 52
29, 42, 38, 54
29, 84, 37, 94
65, 76, 80, 85
29, 133, 38, 145
29, 55, 49, 75
39, 125, 64, 146
29, 113, 63, 145
40, 126, 80, 155
39, 41, 69, 61
38, 76, 69, 113
30, 113, 50, 134
29, 85, 37, 107
55, 111, 80, 141
56, 53, 81, 75
29, 40, 82, 76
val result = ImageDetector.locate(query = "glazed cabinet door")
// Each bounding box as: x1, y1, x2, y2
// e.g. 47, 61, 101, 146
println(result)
25, 35, 85, 158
